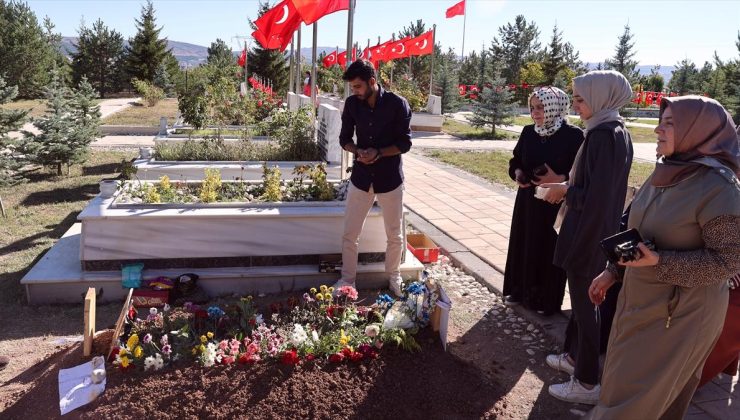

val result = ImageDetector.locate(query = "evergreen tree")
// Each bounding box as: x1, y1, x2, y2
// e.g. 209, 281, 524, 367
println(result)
489, 15, 541, 85
435, 49, 459, 113
668, 59, 699, 94
153, 63, 175, 97
469, 72, 517, 136
563, 42, 588, 75
22, 71, 101, 175
644, 65, 665, 92
542, 25, 566, 85
248, 1, 290, 95
0, 76, 28, 216
72, 18, 126, 98
0, 0, 60, 97
395, 19, 436, 94
458, 50, 480, 85
207, 38, 234, 66
125, 0, 170, 83
604, 25, 640, 83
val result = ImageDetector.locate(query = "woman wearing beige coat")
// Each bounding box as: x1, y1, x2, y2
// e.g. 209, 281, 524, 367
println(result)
587, 96, 740, 419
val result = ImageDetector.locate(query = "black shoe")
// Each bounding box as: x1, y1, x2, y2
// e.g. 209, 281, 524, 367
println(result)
504, 296, 520, 306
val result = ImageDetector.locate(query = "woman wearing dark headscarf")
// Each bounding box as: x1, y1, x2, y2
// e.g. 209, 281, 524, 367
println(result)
538, 70, 634, 404
587, 96, 740, 418
503, 87, 583, 315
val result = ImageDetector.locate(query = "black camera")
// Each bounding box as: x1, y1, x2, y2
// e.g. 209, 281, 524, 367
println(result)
600, 228, 655, 264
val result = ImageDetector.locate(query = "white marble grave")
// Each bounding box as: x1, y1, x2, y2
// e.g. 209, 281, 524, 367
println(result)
298, 94, 312, 109
426, 95, 442, 115
287, 92, 300, 111
133, 158, 342, 181
317, 104, 343, 164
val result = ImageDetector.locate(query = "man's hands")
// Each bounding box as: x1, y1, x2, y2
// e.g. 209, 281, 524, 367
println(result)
357, 147, 381, 164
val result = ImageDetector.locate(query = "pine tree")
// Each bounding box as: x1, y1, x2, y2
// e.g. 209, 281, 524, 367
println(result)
395, 19, 436, 94
125, 0, 170, 83
72, 18, 126, 98
22, 71, 101, 175
542, 25, 566, 85
153, 63, 175, 97
604, 25, 640, 83
0, 1, 60, 97
668, 59, 699, 95
458, 50, 480, 85
207, 38, 234, 66
644, 65, 665, 92
0, 76, 28, 216
248, 1, 290, 95
435, 51, 459, 113
469, 72, 516, 136
489, 15, 541, 85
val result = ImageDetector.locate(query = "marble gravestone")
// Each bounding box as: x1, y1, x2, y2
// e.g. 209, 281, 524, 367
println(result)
298, 94, 312, 109
426, 95, 442, 115
287, 92, 299, 111
317, 104, 343, 164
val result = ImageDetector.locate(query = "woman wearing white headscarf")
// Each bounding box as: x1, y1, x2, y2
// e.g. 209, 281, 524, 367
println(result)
586, 96, 740, 418
539, 70, 634, 404
503, 87, 583, 315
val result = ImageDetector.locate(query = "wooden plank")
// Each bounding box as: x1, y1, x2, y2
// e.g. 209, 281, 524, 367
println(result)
83, 288, 96, 356
108, 288, 134, 360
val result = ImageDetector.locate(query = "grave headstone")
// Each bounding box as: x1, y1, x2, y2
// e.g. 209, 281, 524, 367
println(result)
317, 104, 343, 163
298, 94, 312, 109
287, 92, 299, 111
158, 117, 168, 136
426, 95, 442, 115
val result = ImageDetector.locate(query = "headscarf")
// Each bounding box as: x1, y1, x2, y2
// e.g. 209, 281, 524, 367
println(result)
651, 95, 740, 187
554, 71, 633, 231
572, 70, 633, 133
529, 86, 571, 137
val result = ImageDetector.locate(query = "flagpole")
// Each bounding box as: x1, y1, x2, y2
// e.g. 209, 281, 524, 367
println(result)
296, 26, 302, 95
344, 0, 355, 100
311, 22, 318, 109
461, 0, 467, 58
429, 25, 436, 95
244, 41, 248, 92
289, 34, 295, 93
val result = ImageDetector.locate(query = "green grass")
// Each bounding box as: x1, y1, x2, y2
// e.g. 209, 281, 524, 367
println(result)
102, 98, 179, 126
0, 150, 136, 304
442, 118, 518, 140
425, 149, 655, 190
0, 99, 47, 118
626, 118, 658, 125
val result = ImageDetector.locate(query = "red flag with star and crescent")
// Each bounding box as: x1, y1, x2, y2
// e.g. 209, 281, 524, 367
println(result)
322, 50, 338, 68
368, 41, 389, 63
290, 0, 349, 25
386, 37, 411, 60
253, 0, 302, 51
405, 30, 434, 56
237, 48, 247, 67
445, 0, 465, 18
337, 47, 356, 69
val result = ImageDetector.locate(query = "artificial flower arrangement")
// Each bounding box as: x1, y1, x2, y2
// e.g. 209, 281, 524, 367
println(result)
113, 164, 349, 205
111, 279, 439, 372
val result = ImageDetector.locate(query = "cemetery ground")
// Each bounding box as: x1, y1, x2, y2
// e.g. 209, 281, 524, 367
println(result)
100, 98, 180, 126
0, 148, 585, 419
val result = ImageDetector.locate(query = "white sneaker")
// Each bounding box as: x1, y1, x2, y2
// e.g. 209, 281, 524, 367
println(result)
388, 276, 404, 297
548, 376, 600, 405
331, 279, 355, 296
546, 353, 575, 375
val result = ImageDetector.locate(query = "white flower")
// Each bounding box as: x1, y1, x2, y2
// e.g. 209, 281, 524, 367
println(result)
255, 314, 265, 325
149, 307, 158, 316
311, 330, 319, 342
290, 324, 308, 346
203, 342, 218, 367
144, 355, 156, 371
364, 324, 380, 338
163, 303, 171, 312
144, 353, 164, 371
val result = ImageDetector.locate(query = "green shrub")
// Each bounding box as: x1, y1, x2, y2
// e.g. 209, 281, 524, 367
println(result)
132, 78, 165, 107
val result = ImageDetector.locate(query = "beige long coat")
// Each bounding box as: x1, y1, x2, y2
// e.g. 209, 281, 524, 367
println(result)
590, 165, 740, 419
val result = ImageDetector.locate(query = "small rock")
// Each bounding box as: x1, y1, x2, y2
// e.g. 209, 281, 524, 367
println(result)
522, 335, 533, 341
526, 324, 535, 332
526, 349, 535, 356
503, 329, 511, 335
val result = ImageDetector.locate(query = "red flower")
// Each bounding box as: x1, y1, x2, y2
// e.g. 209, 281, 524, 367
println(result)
222, 355, 235, 365
248, 318, 256, 326
349, 351, 364, 362
257, 100, 263, 107
281, 349, 300, 365
305, 353, 316, 361
341, 347, 353, 357
108, 347, 120, 363
329, 352, 345, 363
195, 309, 208, 319
238, 353, 258, 364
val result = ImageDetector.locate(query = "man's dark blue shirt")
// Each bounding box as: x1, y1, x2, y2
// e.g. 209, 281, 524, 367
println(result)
339, 86, 412, 193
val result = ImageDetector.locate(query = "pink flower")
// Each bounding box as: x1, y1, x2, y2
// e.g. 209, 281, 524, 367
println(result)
329, 352, 345, 363
162, 344, 172, 356
338, 285, 358, 300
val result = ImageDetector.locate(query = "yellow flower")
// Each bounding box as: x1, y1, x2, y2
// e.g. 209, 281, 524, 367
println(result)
192, 347, 197, 355
339, 329, 351, 346
310, 287, 317, 294
133, 345, 143, 358
320, 285, 327, 293
118, 348, 127, 356
324, 293, 332, 301
328, 287, 334, 293
199, 344, 206, 353
120, 356, 130, 368
207, 331, 214, 339
126, 334, 139, 350
200, 335, 207, 343
316, 293, 324, 301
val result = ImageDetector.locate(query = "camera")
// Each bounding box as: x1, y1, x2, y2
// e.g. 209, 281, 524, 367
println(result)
613, 239, 655, 262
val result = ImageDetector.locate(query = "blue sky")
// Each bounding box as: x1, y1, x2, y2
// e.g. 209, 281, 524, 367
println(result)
27, 0, 740, 66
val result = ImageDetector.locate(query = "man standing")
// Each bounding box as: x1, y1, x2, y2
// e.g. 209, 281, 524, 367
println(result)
334, 60, 412, 296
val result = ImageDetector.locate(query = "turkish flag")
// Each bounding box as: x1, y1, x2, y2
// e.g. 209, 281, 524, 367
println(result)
337, 47, 356, 69
253, 0, 302, 51
322, 50, 338, 68
458, 84, 466, 96
290, 0, 349, 25
237, 49, 247, 67
386, 37, 411, 60
368, 41, 390, 63
405, 30, 434, 56
445, 0, 465, 18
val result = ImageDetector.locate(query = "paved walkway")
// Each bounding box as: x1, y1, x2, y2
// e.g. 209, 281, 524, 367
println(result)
401, 151, 736, 419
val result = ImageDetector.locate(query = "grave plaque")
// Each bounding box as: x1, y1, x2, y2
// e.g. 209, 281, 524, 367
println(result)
317, 104, 342, 164
287, 92, 299, 111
